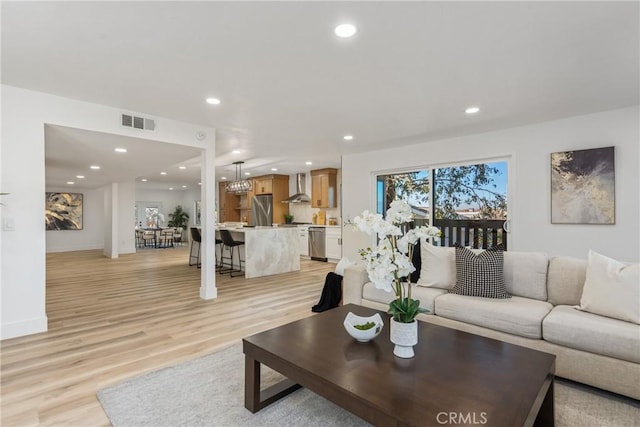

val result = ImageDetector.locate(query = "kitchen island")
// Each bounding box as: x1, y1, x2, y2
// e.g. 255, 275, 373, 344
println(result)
216, 226, 300, 278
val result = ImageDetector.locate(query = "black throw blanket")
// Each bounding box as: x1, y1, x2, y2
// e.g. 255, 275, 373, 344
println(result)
311, 272, 343, 313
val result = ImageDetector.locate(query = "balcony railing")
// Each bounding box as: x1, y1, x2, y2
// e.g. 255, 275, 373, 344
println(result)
414, 218, 507, 250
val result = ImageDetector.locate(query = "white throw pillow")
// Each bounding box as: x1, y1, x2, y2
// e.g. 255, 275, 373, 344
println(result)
578, 250, 639, 324
417, 243, 456, 289
334, 257, 354, 276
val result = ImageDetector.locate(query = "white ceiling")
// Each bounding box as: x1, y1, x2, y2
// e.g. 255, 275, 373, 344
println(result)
2, 2, 638, 186
45, 125, 203, 190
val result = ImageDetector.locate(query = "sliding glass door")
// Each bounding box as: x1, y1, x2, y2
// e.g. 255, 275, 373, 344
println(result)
377, 160, 508, 249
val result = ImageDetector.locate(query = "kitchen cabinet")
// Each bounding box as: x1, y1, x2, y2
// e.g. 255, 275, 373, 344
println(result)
239, 187, 254, 224
310, 168, 337, 208
219, 182, 240, 222
253, 178, 273, 195
325, 227, 342, 260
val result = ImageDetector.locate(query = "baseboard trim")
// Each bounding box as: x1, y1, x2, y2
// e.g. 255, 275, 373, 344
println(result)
1, 316, 48, 340
46, 245, 103, 253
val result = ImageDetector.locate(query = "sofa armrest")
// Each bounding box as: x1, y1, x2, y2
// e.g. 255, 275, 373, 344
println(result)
343, 264, 369, 305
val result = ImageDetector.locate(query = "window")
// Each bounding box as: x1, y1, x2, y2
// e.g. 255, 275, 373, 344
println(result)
376, 160, 508, 249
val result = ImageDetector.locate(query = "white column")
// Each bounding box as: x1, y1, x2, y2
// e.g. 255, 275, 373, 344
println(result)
200, 134, 217, 299
103, 182, 119, 259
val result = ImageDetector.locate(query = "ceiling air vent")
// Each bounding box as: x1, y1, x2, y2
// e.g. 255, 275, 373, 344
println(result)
121, 113, 156, 131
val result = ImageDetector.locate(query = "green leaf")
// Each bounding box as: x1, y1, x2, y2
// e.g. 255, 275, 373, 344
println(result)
388, 298, 429, 322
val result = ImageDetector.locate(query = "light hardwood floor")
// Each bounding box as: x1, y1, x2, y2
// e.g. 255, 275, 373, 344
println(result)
1, 247, 335, 426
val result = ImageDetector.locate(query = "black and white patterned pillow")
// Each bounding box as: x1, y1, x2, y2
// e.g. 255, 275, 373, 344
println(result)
450, 245, 511, 299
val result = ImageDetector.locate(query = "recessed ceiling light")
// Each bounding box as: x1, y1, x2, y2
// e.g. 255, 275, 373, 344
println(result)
343, 135, 354, 141
232, 150, 241, 154
182, 185, 187, 188
221, 177, 227, 180
160, 172, 167, 175
465, 106, 480, 114
198, 182, 202, 185
169, 187, 174, 190
76, 175, 85, 179
67, 181, 74, 185
245, 172, 251, 176
305, 161, 313, 165
179, 166, 187, 170
335, 23, 357, 38
271, 168, 278, 171
141, 178, 148, 182
90, 165, 100, 170
206, 98, 221, 105
114, 148, 127, 153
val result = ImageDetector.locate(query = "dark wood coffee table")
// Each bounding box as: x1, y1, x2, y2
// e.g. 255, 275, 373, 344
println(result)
243, 304, 555, 426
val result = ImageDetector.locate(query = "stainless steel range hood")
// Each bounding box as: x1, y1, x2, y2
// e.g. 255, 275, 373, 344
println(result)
282, 173, 311, 203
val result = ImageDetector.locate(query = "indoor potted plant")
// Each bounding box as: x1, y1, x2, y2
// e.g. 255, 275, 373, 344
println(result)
168, 205, 190, 241
283, 214, 294, 224
351, 200, 440, 358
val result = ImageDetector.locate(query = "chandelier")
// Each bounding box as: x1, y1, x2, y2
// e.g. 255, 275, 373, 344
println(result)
225, 161, 253, 193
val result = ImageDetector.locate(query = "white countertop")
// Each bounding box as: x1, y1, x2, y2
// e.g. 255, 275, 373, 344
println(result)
217, 225, 300, 232
289, 224, 341, 228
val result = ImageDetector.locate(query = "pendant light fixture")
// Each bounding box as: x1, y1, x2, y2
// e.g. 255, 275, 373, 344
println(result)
225, 161, 253, 193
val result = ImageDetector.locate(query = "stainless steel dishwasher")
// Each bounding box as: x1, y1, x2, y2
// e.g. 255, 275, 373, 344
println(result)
308, 227, 327, 261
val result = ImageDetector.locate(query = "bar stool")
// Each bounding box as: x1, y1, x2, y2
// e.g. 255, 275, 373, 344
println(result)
189, 227, 202, 268
218, 229, 245, 277
215, 235, 224, 271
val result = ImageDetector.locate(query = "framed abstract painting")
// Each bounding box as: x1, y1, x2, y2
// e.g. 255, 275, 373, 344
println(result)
45, 192, 83, 230
550, 146, 615, 224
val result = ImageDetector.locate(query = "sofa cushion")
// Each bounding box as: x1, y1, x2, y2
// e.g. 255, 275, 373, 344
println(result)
578, 250, 639, 324
450, 245, 511, 299
362, 282, 447, 314
434, 294, 553, 339
547, 256, 587, 306
543, 305, 640, 363
417, 244, 455, 289
503, 251, 549, 301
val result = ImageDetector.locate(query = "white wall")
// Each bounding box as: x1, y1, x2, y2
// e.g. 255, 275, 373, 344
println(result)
342, 106, 640, 262
45, 186, 104, 253
0, 85, 216, 339
182, 188, 202, 226
136, 188, 186, 225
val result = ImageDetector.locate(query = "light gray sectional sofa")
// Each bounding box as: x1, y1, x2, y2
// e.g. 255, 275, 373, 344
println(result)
343, 252, 640, 400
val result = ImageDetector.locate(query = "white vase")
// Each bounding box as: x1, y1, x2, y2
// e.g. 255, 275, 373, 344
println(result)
390, 318, 418, 358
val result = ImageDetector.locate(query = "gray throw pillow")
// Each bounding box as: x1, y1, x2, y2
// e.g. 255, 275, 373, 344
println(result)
450, 245, 511, 299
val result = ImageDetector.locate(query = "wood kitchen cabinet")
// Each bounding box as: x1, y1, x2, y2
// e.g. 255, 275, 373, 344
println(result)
310, 168, 337, 208
218, 182, 240, 222
253, 178, 273, 195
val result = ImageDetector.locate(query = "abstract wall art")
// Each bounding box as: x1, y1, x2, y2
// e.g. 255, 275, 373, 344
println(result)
551, 146, 615, 224
45, 192, 83, 230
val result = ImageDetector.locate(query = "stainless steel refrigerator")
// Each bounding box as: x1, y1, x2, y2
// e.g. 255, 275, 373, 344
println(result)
251, 195, 273, 226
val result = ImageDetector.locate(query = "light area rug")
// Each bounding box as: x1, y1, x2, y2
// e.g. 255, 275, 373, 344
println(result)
98, 344, 639, 427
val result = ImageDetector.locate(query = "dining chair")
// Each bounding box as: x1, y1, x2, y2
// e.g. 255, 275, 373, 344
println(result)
135, 229, 145, 248
141, 230, 156, 248
160, 228, 174, 248
173, 227, 183, 246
